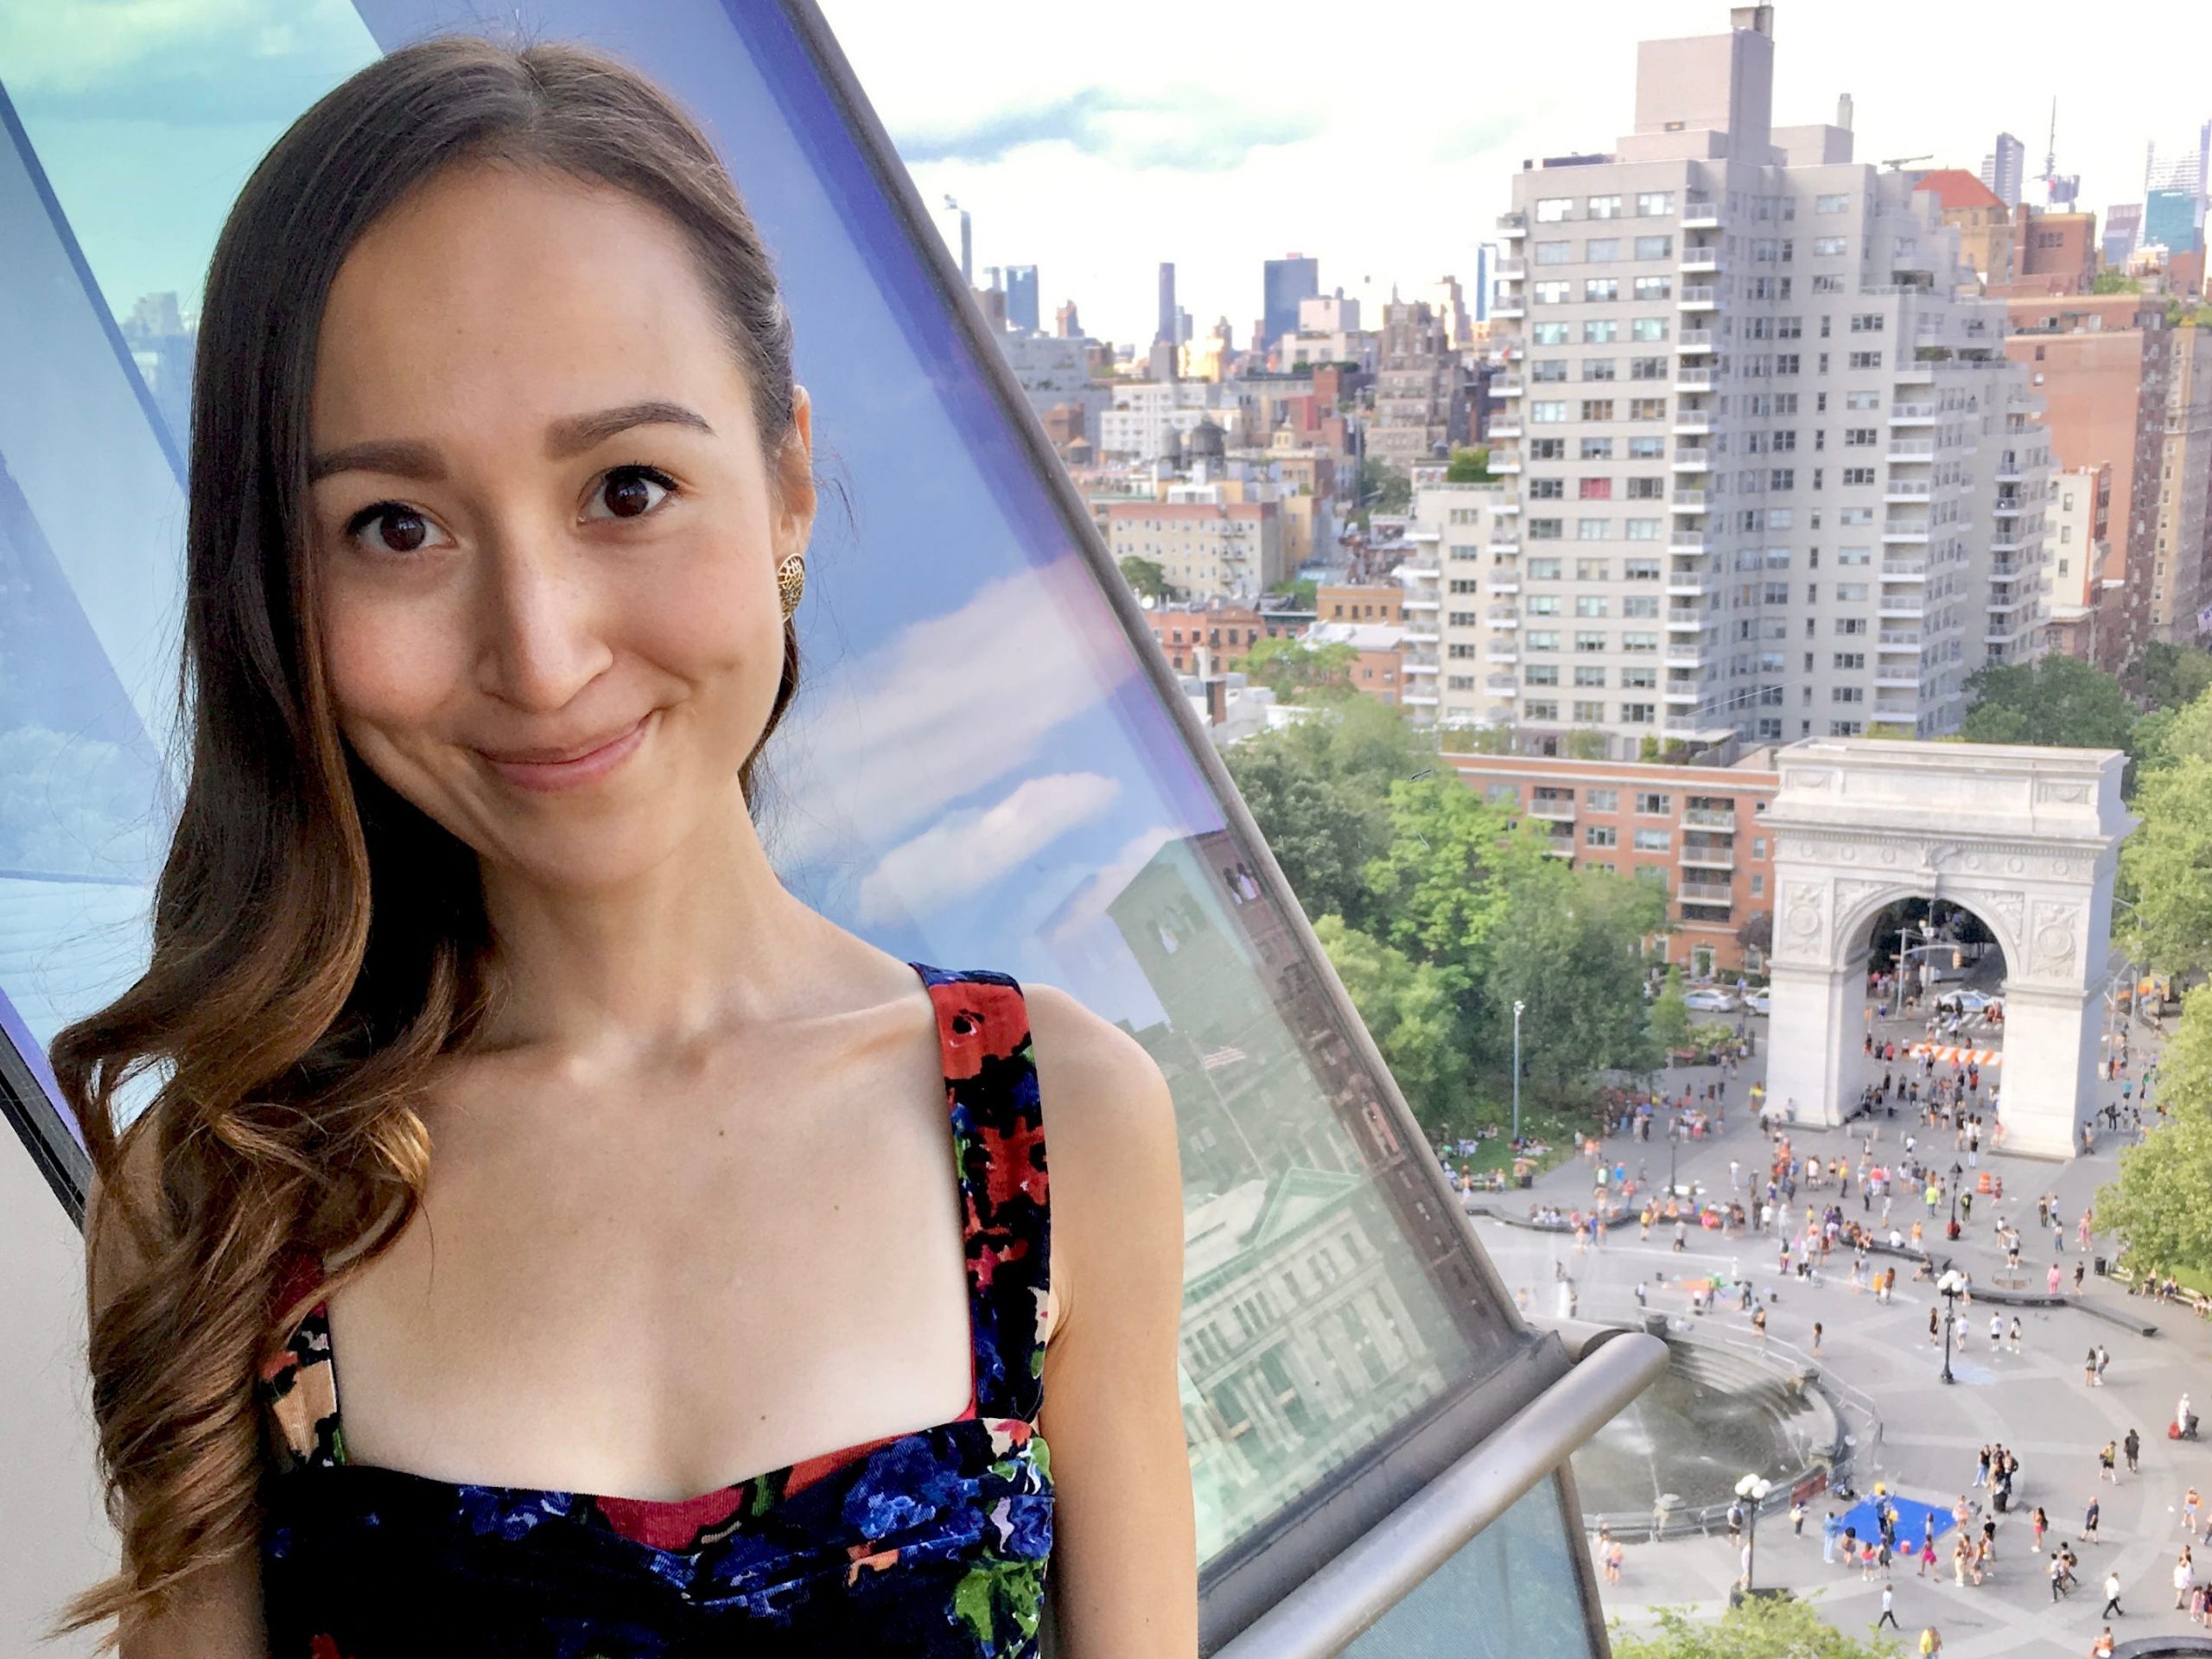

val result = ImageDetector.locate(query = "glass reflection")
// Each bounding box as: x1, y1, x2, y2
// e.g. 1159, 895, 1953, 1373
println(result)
1338, 1475, 1600, 1659
0, 0, 1527, 1582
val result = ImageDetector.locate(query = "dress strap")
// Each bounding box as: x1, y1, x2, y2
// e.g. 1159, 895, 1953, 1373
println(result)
909, 963, 1051, 1424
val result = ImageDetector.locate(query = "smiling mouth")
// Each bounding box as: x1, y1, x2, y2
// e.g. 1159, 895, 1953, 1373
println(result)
477, 714, 652, 791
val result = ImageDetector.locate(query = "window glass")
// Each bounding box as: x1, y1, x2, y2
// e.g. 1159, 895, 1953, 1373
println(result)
0, 0, 1533, 1607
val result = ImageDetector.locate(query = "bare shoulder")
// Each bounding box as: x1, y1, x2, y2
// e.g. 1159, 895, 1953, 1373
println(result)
1017, 981, 1182, 1339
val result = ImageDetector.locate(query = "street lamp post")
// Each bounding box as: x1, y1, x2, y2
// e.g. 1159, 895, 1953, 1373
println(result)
1735, 1472, 1774, 1592
1948, 1159, 1964, 1239
1937, 1268, 1968, 1384
1512, 1000, 1525, 1143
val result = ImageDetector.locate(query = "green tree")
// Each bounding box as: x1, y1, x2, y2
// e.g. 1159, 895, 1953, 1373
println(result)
2098, 985, 2212, 1274
1118, 555, 1171, 602
1361, 776, 1542, 962
1611, 1598, 1904, 1659
1480, 859, 1666, 1087
1239, 634, 1361, 702
1960, 655, 2136, 750
1265, 576, 1318, 609
2131, 641, 2212, 712
1358, 456, 1412, 516
1311, 914, 1477, 1129
2092, 269, 2141, 295
1224, 740, 1383, 927
1444, 445, 1492, 482
1562, 727, 1610, 760
2119, 756, 2212, 976
1649, 964, 1693, 1056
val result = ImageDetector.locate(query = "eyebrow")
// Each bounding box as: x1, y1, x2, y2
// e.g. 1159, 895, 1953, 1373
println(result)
308, 400, 717, 484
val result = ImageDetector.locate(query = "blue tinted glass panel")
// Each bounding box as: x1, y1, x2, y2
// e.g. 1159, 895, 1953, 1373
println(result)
0, 0, 1529, 1588
1338, 1476, 1600, 1659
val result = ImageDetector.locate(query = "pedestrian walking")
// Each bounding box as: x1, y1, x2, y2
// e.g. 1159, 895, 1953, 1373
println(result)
2101, 1441, 2118, 1483
2095, 1344, 2111, 1384
2085, 1347, 2099, 1387
2085, 1497, 2101, 1541
2033, 1505, 2050, 1551
2126, 1428, 2141, 1474
1918, 1626, 1942, 1658
2103, 1568, 2125, 1618
1875, 1582, 1898, 1630
2008, 1316, 2023, 1354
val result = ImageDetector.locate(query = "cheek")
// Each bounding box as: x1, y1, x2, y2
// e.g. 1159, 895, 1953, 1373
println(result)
630, 543, 782, 685
317, 584, 466, 748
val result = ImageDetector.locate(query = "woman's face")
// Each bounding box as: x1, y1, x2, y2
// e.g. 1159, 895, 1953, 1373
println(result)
307, 161, 811, 891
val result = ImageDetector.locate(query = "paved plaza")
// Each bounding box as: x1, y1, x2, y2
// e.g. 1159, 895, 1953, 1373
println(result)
1471, 993, 2208, 1657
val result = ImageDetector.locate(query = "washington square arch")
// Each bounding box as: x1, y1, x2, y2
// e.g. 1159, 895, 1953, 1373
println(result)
1762, 739, 2134, 1161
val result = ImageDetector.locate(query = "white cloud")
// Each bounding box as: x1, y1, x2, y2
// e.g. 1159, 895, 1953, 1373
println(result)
855, 769, 1123, 924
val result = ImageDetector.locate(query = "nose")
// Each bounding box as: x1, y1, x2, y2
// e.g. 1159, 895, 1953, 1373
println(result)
471, 525, 614, 714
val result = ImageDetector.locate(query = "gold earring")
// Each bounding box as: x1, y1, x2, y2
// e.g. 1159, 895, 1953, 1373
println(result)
777, 552, 806, 620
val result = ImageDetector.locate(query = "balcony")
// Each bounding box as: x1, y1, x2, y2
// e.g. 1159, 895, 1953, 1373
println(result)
1492, 377, 1524, 397
1666, 575, 1713, 598
1678, 880, 1734, 905
1991, 535, 2027, 555
1672, 411, 1713, 436
1494, 498, 1522, 516
1670, 451, 1713, 474
1403, 657, 1439, 677
1664, 716, 1721, 737
1993, 497, 2024, 517
1671, 489, 1708, 512
1493, 300, 1525, 320
1990, 560, 2028, 580
1878, 599, 1926, 620
1683, 200, 1720, 229
1678, 286, 1719, 311
1683, 807, 1735, 830
1496, 257, 1527, 280
1888, 439, 1936, 463
1987, 590, 2034, 613
1679, 247, 1722, 273
1404, 594, 1441, 610
1402, 689, 1440, 708
1403, 624, 1440, 645
1877, 630, 1922, 650
1665, 645, 1705, 668
1896, 364, 1935, 385
1498, 211, 1527, 237
1486, 674, 1519, 694
1678, 329, 1716, 355
1872, 700, 1918, 723
1675, 365, 1715, 391
1491, 454, 1523, 473
1875, 670, 1920, 690
1881, 521, 1931, 543
1995, 463, 2024, 483
1888, 403, 1938, 425
1488, 576, 1521, 594
1884, 480, 1933, 501
1669, 531, 1708, 554
1491, 536, 1523, 556
1489, 421, 1523, 440
1663, 684, 1702, 705
1488, 607, 1522, 626
1679, 842, 1736, 871
1880, 560, 1929, 581
1487, 645, 1520, 665
1528, 797, 1576, 822
1666, 608, 1711, 631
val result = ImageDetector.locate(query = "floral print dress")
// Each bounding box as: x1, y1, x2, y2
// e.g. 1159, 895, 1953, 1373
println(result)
257, 963, 1053, 1656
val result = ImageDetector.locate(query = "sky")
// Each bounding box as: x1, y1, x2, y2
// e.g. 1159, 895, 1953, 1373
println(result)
818, 0, 2210, 352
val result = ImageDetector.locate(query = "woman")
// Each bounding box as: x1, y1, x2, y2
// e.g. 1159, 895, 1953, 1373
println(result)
57, 35, 1196, 1656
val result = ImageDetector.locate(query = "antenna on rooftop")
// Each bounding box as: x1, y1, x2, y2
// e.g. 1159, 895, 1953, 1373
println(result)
1878, 154, 1931, 172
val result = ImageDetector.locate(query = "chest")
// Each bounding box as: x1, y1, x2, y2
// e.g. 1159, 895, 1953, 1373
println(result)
320, 1018, 980, 1498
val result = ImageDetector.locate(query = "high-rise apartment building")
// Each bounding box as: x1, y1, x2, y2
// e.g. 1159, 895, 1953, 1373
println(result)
2105, 203, 2145, 269
2004, 293, 2175, 671
1366, 296, 1472, 473
1003, 264, 1039, 334
1980, 132, 2026, 209
1156, 261, 1178, 346
2041, 465, 2110, 661
1480, 5, 2049, 760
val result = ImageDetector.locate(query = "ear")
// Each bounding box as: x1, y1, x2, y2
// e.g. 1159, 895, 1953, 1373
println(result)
775, 385, 817, 553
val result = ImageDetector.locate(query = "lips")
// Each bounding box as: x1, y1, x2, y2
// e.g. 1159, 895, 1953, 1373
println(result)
476, 713, 652, 792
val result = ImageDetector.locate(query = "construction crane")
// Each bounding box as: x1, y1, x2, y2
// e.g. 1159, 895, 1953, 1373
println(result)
1878, 154, 1932, 172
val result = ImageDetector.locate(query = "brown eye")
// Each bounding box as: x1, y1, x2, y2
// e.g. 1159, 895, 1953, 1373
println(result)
589, 465, 675, 521
346, 503, 448, 556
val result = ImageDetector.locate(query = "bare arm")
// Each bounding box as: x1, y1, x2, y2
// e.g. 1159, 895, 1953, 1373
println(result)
86, 1135, 272, 1659
1027, 983, 1198, 1658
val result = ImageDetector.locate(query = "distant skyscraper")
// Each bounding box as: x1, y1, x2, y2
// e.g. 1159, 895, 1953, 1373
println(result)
1474, 243, 1494, 322
1980, 132, 2026, 207
2145, 124, 2211, 254
2145, 187, 2203, 255
934, 195, 972, 285
1004, 264, 1039, 333
2104, 202, 2145, 267
1262, 254, 1320, 347
1156, 262, 1176, 346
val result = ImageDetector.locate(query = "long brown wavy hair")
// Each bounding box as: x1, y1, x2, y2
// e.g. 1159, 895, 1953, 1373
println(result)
52, 34, 810, 1645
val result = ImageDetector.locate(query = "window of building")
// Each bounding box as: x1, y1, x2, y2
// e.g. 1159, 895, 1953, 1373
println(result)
1585, 823, 1618, 848
1627, 436, 1665, 458
1624, 557, 1661, 580
1528, 519, 1564, 541
1524, 663, 1560, 685
1579, 478, 1612, 500
1532, 321, 1570, 345
1533, 280, 1570, 304
1813, 235, 1847, 255
1621, 664, 1657, 687
1633, 275, 1673, 301
1581, 437, 1616, 460
1631, 316, 1669, 341
1534, 239, 1573, 264
1573, 699, 1605, 721
1840, 466, 1875, 485
1523, 699, 1560, 720
1574, 596, 1609, 619
1574, 630, 1608, 652
1527, 631, 1560, 652
1587, 194, 1623, 219
1629, 397, 1667, 421
1586, 238, 1620, 262
1847, 350, 1883, 369
1529, 438, 1567, 460
1586, 788, 1620, 811
1576, 517, 1609, 540
1849, 313, 1885, 333
1530, 400, 1568, 423
1815, 193, 1850, 213
1585, 278, 1619, 302
1583, 358, 1618, 380
1633, 234, 1673, 260
1583, 319, 1618, 343
1535, 196, 1573, 222
1637, 191, 1675, 216
1580, 399, 1615, 422
1529, 477, 1565, 499
1630, 355, 1669, 380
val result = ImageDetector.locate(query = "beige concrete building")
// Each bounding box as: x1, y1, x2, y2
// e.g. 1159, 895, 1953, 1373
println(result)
1365, 296, 1472, 474
1102, 497, 1285, 603
2041, 464, 2111, 660
2153, 323, 2212, 643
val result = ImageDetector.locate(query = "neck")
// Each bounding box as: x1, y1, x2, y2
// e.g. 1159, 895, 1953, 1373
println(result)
474, 798, 830, 1067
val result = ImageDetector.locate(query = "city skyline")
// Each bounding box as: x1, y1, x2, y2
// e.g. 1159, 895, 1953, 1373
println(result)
823, 0, 2208, 351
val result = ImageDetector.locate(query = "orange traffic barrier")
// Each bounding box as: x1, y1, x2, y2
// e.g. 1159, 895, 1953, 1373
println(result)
1978, 1170, 1992, 1194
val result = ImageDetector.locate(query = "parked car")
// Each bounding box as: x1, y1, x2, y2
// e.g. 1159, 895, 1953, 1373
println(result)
1936, 988, 1999, 1014
1683, 988, 1739, 1014
1744, 987, 1772, 1016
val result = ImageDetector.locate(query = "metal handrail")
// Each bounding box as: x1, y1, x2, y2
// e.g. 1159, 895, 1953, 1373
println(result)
1212, 1333, 1669, 1659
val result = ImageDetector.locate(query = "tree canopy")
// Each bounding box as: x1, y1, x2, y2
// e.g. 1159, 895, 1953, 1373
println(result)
1959, 655, 2136, 750
1444, 445, 1492, 483
2098, 984, 2212, 1274
1611, 1598, 1904, 1659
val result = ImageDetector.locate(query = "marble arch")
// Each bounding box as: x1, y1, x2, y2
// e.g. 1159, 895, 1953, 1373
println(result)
1761, 740, 2133, 1160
